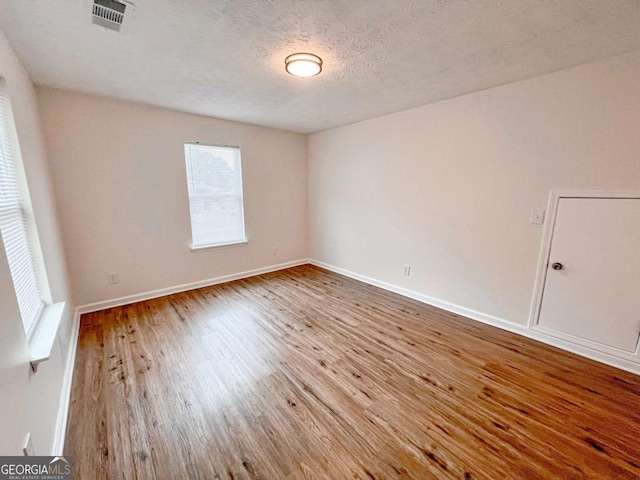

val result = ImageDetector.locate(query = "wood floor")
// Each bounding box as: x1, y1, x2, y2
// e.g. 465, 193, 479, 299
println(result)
65, 265, 640, 479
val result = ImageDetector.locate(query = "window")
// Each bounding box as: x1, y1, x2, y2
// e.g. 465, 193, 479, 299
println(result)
184, 143, 246, 249
0, 84, 44, 338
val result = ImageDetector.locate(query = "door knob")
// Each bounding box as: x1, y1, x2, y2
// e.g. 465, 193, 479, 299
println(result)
551, 262, 563, 270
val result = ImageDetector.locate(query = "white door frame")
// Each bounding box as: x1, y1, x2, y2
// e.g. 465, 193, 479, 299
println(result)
529, 189, 640, 356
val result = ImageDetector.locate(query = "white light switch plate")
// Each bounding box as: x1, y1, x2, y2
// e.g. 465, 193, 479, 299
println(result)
530, 209, 545, 225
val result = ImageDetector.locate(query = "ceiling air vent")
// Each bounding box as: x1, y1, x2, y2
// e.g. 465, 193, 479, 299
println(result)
92, 0, 126, 32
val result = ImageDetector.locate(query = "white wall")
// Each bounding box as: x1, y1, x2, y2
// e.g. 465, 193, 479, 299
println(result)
0, 30, 74, 455
37, 88, 309, 307
309, 49, 640, 327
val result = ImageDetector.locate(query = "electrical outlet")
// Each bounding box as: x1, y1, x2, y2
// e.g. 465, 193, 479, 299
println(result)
329, 244, 335, 253
107, 272, 119, 285
272, 246, 278, 256
402, 265, 411, 276
23, 433, 35, 456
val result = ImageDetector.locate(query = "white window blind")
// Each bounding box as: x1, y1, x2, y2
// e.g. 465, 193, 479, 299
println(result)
184, 143, 246, 248
0, 87, 44, 339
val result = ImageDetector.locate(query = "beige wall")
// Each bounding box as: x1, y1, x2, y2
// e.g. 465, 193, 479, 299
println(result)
309, 50, 640, 327
0, 31, 73, 455
37, 88, 309, 306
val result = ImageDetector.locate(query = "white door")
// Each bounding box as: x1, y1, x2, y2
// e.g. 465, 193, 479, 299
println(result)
537, 197, 640, 352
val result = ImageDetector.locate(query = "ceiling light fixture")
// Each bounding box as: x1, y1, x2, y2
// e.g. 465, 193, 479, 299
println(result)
285, 53, 322, 78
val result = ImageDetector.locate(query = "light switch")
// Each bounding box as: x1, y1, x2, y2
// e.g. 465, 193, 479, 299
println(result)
530, 209, 545, 225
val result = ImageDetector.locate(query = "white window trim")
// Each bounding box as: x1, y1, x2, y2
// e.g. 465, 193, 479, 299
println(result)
190, 240, 248, 252
29, 301, 66, 372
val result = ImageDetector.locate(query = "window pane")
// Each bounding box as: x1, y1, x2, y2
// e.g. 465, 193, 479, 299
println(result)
0, 87, 44, 338
184, 143, 246, 247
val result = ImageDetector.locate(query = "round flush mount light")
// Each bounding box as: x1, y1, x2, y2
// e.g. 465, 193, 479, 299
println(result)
285, 53, 322, 78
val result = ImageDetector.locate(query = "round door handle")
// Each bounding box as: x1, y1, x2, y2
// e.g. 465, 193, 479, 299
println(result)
551, 262, 563, 270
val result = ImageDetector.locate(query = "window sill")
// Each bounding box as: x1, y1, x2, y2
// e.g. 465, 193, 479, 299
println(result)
190, 240, 248, 252
28, 301, 66, 373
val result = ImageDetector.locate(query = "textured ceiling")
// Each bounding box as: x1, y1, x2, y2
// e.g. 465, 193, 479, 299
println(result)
2, 0, 640, 133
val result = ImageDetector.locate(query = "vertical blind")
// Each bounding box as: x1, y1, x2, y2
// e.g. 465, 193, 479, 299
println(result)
184, 143, 246, 248
0, 87, 44, 339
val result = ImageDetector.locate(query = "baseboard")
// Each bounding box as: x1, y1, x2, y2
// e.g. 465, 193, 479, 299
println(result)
76, 259, 310, 315
309, 259, 640, 376
51, 306, 81, 455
